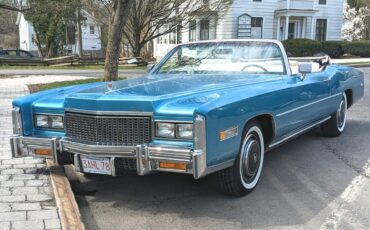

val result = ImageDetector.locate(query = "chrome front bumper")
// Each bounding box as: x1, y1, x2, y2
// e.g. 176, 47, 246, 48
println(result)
10, 135, 207, 179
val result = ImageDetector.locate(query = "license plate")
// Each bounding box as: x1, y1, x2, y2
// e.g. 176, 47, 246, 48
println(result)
80, 156, 112, 175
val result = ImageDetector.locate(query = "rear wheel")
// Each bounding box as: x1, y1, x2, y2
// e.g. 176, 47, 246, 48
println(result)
215, 121, 265, 196
321, 93, 348, 137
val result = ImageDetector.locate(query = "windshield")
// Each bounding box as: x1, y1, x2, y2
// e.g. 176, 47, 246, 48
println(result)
155, 41, 286, 75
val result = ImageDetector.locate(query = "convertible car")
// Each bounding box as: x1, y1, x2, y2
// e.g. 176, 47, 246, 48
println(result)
11, 40, 364, 196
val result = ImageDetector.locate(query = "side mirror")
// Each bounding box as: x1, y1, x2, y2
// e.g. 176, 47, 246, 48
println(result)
298, 63, 313, 80
146, 63, 156, 73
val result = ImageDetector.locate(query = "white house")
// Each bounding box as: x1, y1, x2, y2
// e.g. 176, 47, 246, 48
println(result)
17, 10, 102, 57
153, 0, 344, 59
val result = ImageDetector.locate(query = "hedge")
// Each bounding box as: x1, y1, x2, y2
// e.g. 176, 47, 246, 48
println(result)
282, 39, 323, 57
321, 41, 346, 58
342, 41, 370, 58
283, 39, 370, 58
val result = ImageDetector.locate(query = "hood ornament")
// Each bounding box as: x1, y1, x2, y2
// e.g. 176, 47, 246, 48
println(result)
106, 82, 114, 92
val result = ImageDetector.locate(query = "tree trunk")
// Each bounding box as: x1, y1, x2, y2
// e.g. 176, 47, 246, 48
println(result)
76, 8, 83, 58
47, 40, 55, 58
132, 43, 144, 57
33, 29, 45, 57
103, 0, 132, 82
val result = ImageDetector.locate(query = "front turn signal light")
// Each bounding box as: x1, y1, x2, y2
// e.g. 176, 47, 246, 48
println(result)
159, 162, 187, 171
35, 149, 52, 156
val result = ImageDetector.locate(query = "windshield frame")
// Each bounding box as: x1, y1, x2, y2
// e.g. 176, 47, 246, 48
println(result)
151, 40, 292, 76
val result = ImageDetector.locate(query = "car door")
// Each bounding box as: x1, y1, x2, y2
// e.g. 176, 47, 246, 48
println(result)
276, 71, 331, 134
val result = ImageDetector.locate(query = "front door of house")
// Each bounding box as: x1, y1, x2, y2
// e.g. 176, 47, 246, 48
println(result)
288, 22, 296, 39
288, 20, 301, 39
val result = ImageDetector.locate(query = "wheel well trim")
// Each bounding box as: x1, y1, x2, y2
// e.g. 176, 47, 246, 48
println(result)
242, 113, 276, 147
344, 89, 353, 108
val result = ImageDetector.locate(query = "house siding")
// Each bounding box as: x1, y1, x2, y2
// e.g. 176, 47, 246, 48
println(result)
18, 11, 102, 56
152, 0, 345, 59
313, 0, 344, 41
231, 0, 277, 39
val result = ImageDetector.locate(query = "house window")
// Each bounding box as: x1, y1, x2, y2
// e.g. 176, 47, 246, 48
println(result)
200, 20, 210, 40
189, 20, 197, 42
177, 25, 182, 44
318, 0, 326, 5
66, 25, 76, 45
251, 17, 263, 38
315, 19, 327, 41
90, 25, 95, 34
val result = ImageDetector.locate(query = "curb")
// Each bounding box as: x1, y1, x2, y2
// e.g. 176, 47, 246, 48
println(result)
46, 160, 85, 230
346, 64, 370, 68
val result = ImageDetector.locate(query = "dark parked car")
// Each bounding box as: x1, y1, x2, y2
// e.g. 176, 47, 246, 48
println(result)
0, 49, 38, 59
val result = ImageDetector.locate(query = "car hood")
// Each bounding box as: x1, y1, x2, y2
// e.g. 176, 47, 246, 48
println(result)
34, 73, 283, 116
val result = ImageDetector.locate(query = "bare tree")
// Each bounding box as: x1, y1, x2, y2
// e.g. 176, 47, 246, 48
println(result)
102, 0, 133, 81
124, 0, 233, 57
0, 0, 28, 48
0, 0, 28, 12
0, 1, 18, 34
96, 0, 232, 81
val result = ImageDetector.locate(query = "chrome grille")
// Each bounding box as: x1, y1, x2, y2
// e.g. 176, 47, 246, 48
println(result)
65, 112, 151, 146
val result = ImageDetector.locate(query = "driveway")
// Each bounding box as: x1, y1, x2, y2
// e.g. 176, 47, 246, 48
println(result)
68, 68, 370, 230
0, 75, 93, 230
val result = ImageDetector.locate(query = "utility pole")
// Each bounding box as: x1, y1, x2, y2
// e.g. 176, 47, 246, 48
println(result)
76, 8, 83, 58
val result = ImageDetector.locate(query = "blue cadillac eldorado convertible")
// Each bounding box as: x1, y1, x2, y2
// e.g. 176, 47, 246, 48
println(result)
10, 40, 364, 196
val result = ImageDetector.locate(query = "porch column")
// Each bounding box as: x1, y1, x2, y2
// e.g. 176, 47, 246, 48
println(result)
302, 17, 306, 38
285, 16, 290, 40
311, 17, 315, 39
277, 16, 281, 40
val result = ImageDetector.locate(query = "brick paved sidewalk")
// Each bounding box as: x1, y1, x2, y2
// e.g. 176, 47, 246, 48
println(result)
0, 75, 89, 230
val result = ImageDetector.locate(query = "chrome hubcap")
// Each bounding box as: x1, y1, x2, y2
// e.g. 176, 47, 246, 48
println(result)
241, 134, 261, 183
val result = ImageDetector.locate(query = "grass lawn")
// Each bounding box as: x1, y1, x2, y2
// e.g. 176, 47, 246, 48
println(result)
0, 65, 146, 70
28, 77, 127, 93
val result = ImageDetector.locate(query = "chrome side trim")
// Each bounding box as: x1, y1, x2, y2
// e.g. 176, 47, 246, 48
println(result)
65, 108, 153, 116
193, 114, 207, 179
276, 93, 342, 117
269, 116, 331, 148
205, 159, 235, 175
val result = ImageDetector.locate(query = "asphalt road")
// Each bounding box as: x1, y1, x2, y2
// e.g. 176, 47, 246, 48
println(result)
0, 69, 146, 78
67, 68, 370, 230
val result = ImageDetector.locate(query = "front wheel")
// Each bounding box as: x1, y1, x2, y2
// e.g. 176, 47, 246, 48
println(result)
215, 121, 265, 196
321, 93, 348, 137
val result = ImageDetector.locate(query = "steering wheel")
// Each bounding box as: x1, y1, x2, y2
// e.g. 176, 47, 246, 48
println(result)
241, 64, 268, 72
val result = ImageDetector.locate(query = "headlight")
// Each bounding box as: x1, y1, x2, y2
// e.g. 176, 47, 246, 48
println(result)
34, 114, 64, 130
156, 123, 175, 138
35, 115, 49, 128
50, 116, 64, 129
155, 122, 193, 139
176, 124, 193, 139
